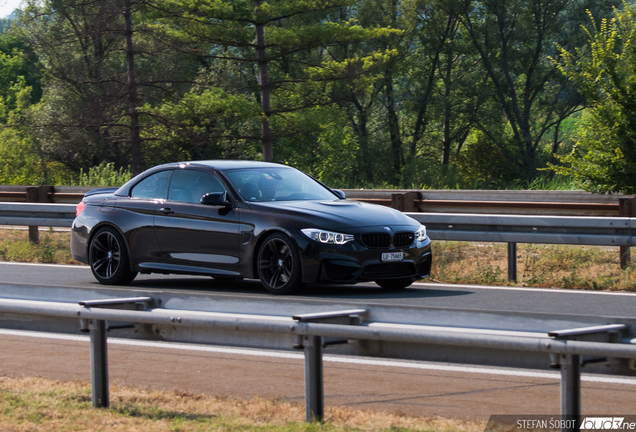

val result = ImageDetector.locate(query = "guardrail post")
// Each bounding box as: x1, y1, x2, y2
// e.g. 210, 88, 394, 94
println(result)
79, 297, 153, 409
292, 309, 367, 423
25, 187, 39, 243
25, 186, 54, 244
507, 242, 517, 282
89, 319, 109, 408
391, 192, 419, 212
620, 247, 631, 270
560, 354, 580, 432
548, 324, 627, 432
304, 335, 324, 422
618, 198, 636, 269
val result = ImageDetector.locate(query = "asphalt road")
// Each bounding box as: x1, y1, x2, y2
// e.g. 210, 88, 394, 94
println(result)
1, 261, 635, 318
1, 261, 636, 420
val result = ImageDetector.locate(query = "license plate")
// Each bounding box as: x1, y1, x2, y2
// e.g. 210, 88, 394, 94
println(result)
381, 252, 403, 262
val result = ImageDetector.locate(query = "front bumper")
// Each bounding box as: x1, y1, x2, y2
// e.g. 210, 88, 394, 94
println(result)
299, 236, 432, 284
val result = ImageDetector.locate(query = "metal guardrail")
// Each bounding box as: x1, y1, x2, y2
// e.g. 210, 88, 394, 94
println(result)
1, 203, 633, 245
0, 295, 634, 430
0, 185, 89, 204
413, 213, 634, 246
408, 212, 635, 280
0, 202, 76, 227
2, 185, 635, 216
343, 189, 636, 216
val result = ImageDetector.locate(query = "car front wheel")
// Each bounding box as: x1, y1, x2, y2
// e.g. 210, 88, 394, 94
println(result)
257, 233, 302, 294
89, 227, 137, 285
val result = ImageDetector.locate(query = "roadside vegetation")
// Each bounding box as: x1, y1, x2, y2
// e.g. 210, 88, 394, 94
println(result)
0, 375, 483, 432
431, 241, 636, 291
0, 229, 77, 264
1, 229, 634, 291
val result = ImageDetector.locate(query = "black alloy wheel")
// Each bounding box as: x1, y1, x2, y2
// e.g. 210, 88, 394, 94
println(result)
257, 233, 302, 294
375, 278, 414, 290
89, 227, 137, 285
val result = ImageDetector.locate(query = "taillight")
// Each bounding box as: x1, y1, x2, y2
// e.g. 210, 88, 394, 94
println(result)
76, 201, 86, 217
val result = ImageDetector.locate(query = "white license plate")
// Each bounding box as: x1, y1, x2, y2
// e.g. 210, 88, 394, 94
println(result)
381, 252, 403, 262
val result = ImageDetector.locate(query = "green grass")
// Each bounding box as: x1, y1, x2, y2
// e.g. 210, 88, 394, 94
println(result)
0, 228, 78, 264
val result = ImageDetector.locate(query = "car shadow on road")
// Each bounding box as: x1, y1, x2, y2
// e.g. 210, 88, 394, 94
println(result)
128, 276, 473, 300
301, 284, 473, 299
128, 276, 266, 294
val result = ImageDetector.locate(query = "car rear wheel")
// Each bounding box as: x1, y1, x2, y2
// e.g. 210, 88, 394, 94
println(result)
257, 233, 302, 294
375, 278, 413, 290
89, 227, 137, 285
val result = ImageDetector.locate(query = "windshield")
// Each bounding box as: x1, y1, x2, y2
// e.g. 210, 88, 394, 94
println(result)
225, 167, 337, 202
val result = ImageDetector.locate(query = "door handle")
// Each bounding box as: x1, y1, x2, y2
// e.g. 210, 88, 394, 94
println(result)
158, 207, 174, 215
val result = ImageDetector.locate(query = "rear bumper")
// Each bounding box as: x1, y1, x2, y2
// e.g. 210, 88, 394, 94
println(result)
70, 218, 89, 264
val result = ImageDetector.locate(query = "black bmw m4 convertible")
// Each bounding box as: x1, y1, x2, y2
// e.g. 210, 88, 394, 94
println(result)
71, 160, 432, 294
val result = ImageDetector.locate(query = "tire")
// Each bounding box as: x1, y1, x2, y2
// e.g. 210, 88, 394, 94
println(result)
375, 278, 413, 290
89, 227, 137, 285
257, 233, 302, 294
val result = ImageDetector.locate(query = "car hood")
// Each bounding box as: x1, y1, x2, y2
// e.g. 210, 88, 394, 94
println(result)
249, 199, 420, 231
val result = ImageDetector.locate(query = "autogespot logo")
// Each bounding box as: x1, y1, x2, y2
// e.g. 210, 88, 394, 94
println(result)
581, 418, 636, 430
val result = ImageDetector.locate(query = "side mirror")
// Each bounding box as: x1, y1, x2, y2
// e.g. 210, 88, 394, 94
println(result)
332, 189, 346, 199
201, 191, 231, 207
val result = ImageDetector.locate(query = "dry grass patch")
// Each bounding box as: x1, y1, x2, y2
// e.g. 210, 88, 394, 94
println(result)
0, 375, 483, 432
431, 241, 636, 291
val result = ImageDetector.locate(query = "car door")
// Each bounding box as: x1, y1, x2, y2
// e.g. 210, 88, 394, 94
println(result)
154, 168, 241, 275
113, 169, 172, 268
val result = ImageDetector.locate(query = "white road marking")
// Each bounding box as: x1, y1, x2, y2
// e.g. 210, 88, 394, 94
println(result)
415, 282, 636, 297
1, 328, 635, 386
0, 261, 89, 269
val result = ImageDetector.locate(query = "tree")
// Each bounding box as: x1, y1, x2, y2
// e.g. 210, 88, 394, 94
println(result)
404, 0, 483, 176
18, 0, 197, 174
0, 32, 47, 184
156, 0, 396, 162
552, 6, 636, 193
452, 0, 613, 181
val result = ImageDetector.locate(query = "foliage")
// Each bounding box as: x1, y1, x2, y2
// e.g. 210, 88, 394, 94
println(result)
141, 84, 262, 165
17, 0, 199, 174
551, 5, 636, 193
0, 18, 12, 33
0, 0, 630, 188
454, 133, 521, 189
272, 106, 359, 185
150, 0, 398, 172
69, 161, 133, 187
452, 0, 618, 181
0, 31, 48, 185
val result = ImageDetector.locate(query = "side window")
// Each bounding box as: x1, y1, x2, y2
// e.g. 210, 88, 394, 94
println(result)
130, 171, 171, 199
168, 170, 226, 204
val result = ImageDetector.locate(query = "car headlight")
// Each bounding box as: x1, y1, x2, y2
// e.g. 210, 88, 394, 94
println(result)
301, 228, 354, 245
415, 225, 427, 241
